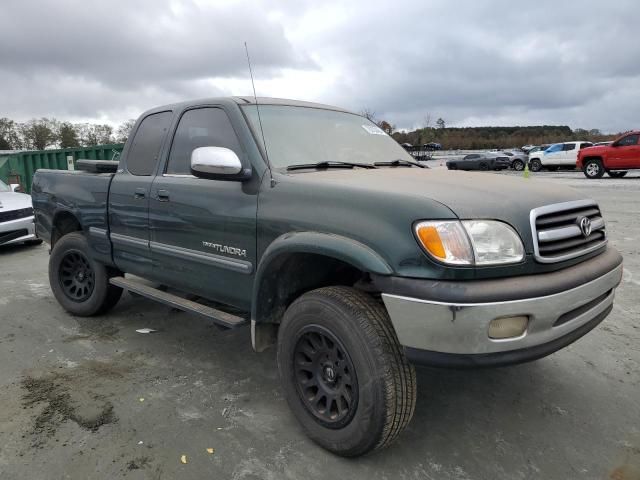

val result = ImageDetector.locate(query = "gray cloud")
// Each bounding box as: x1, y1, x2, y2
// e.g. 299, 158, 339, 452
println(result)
1, 0, 638, 132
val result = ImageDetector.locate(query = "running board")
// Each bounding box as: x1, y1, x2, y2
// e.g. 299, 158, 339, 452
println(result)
109, 276, 247, 329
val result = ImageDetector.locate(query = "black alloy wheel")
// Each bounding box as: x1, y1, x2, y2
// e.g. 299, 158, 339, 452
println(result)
293, 326, 358, 428
49, 232, 122, 316
59, 250, 95, 302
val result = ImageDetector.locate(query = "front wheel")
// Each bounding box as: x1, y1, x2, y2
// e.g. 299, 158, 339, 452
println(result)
607, 170, 628, 178
277, 286, 416, 457
529, 158, 542, 172
583, 159, 604, 179
49, 232, 122, 316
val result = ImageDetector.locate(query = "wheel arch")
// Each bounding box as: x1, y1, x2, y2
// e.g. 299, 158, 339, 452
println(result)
251, 232, 394, 351
582, 155, 604, 164
51, 209, 82, 247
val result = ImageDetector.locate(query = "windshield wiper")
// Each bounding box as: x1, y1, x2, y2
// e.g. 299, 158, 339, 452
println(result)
286, 161, 378, 171
374, 159, 428, 168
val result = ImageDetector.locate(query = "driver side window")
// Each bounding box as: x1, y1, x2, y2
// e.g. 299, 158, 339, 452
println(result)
166, 108, 243, 175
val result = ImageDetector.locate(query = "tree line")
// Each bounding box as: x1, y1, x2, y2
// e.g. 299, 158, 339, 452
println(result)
0, 117, 136, 151
1, 112, 622, 153
362, 109, 619, 150
391, 124, 617, 150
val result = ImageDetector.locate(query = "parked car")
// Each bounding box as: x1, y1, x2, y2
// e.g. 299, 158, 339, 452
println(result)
577, 131, 640, 179
521, 144, 536, 153
528, 141, 593, 172
423, 142, 442, 150
497, 150, 529, 171
446, 152, 511, 171
593, 141, 613, 147
32, 97, 622, 457
0, 179, 41, 247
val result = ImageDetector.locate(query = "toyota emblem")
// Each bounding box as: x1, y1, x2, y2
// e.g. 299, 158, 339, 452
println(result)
578, 216, 592, 237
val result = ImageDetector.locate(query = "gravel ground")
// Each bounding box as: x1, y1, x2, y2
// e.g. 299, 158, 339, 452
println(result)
0, 170, 638, 480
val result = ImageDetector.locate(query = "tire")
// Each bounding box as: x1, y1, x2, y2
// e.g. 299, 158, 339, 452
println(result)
479, 162, 489, 171
512, 159, 524, 171
607, 170, 628, 178
49, 232, 122, 316
529, 158, 542, 172
583, 159, 604, 179
277, 286, 416, 457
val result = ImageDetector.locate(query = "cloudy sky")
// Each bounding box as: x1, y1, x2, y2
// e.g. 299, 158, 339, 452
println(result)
1, 0, 638, 132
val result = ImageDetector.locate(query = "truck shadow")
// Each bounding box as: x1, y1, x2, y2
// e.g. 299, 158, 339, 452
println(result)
50, 293, 633, 477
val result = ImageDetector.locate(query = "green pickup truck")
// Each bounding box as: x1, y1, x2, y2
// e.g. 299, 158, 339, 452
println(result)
32, 97, 623, 456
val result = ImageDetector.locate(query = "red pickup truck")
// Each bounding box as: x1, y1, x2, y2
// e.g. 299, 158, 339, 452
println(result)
577, 131, 640, 178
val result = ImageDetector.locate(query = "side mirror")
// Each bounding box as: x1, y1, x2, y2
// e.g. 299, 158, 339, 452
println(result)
10, 183, 23, 193
190, 147, 251, 181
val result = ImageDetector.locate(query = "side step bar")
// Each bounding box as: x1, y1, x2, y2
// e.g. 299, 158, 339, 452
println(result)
109, 276, 247, 329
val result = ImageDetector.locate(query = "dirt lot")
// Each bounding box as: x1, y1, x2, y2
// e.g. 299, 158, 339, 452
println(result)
1, 170, 639, 480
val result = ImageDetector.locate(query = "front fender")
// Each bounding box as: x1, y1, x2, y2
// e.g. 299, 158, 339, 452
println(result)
251, 231, 393, 323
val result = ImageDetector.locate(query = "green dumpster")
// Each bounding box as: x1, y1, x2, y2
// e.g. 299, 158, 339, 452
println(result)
0, 144, 123, 193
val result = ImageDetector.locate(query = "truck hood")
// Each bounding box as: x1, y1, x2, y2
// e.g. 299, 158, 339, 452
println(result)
285, 168, 586, 251
579, 145, 608, 156
0, 191, 32, 212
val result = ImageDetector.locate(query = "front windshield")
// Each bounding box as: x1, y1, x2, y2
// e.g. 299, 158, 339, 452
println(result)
242, 105, 414, 168
0, 179, 10, 192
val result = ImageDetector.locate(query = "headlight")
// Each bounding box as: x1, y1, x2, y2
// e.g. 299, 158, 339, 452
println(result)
415, 220, 524, 266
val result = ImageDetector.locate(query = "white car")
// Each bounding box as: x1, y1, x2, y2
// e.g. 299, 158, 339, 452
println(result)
528, 141, 594, 172
0, 179, 41, 247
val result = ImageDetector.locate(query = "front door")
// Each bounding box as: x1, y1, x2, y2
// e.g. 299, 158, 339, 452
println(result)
149, 107, 258, 310
610, 133, 640, 169
109, 111, 173, 276
560, 143, 576, 166
542, 143, 562, 166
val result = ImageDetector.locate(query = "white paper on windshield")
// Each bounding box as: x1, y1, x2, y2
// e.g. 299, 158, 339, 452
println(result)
361, 124, 387, 135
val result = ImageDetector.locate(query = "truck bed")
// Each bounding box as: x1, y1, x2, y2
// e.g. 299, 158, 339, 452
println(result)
31, 169, 115, 261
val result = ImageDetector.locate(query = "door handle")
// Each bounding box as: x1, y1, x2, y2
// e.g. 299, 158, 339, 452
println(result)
157, 189, 170, 201
134, 188, 146, 199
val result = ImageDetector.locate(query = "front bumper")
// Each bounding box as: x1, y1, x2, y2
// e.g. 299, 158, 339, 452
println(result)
380, 248, 623, 367
0, 215, 37, 246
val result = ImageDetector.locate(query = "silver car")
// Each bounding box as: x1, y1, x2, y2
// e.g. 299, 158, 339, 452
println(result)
0, 180, 40, 247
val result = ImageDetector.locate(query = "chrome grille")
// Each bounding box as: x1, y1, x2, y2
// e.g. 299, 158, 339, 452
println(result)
530, 200, 607, 263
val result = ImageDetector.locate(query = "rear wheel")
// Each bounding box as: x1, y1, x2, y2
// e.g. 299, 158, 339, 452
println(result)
607, 170, 628, 178
277, 286, 416, 457
583, 159, 604, 179
529, 158, 542, 172
49, 232, 122, 316
512, 159, 524, 171
447, 163, 457, 170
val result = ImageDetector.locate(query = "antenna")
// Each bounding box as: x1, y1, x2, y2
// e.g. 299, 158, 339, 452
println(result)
244, 42, 273, 178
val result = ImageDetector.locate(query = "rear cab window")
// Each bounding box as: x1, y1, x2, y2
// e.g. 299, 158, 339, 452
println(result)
563, 143, 576, 151
126, 111, 173, 176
